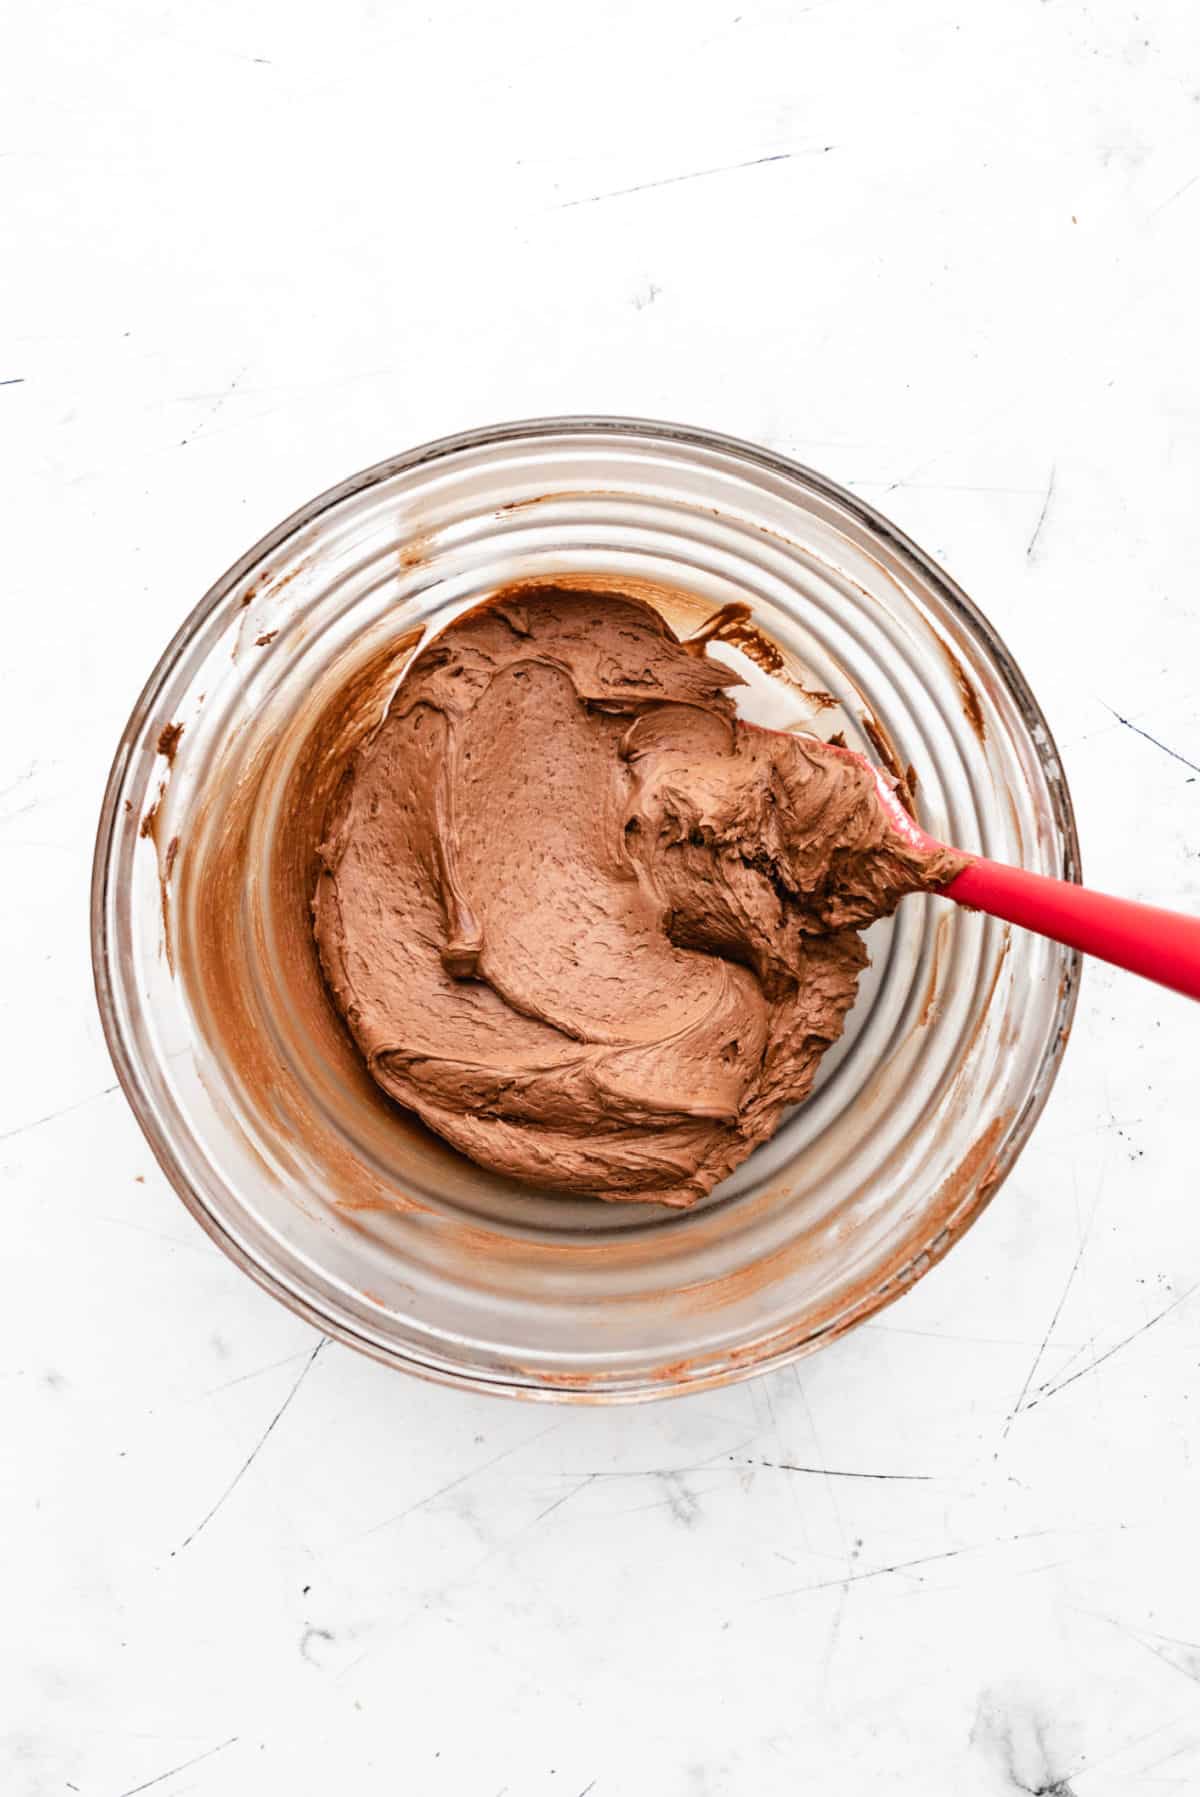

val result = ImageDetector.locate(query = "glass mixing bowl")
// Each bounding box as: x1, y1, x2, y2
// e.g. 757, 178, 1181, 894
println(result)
92, 418, 1079, 1400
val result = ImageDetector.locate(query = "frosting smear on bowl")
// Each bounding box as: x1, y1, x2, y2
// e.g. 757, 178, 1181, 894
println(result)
313, 588, 961, 1206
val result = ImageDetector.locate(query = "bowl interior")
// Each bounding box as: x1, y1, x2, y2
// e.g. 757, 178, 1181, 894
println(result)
93, 419, 1078, 1398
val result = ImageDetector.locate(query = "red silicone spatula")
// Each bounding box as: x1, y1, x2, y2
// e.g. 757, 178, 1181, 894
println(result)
858, 752, 1200, 1002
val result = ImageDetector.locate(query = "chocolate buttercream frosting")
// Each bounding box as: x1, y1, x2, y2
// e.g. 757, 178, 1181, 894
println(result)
313, 588, 962, 1206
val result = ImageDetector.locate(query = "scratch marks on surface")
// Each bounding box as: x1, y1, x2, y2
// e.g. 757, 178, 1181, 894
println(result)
0, 377, 25, 387
1026, 463, 1056, 560
359, 1418, 562, 1539
753, 1529, 1061, 1602
1089, 1608, 1200, 1694
557, 147, 833, 209
0, 1081, 119, 1146
793, 1374, 854, 1595
499, 1436, 761, 1492
1151, 171, 1200, 216
1000, 1206, 1094, 1441
823, 1536, 862, 1690
116, 1736, 238, 1797
530, 1472, 596, 1528
178, 362, 249, 447
885, 446, 945, 494
1114, 1621, 1200, 1688
0, 760, 38, 803
1101, 704, 1200, 776
177, 1337, 327, 1551
1024, 1279, 1200, 1411
741, 1457, 932, 1481
200, 1348, 312, 1397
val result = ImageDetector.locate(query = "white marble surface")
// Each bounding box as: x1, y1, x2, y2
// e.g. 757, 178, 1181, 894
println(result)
5, 2, 1200, 1792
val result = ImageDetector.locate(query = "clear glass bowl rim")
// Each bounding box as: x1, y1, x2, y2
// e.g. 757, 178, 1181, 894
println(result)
91, 414, 1082, 1400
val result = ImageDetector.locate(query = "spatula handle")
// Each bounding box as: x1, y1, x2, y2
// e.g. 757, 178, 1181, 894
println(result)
944, 859, 1200, 1001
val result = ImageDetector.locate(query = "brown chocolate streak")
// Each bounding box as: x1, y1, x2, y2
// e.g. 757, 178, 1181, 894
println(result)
173, 624, 431, 1216
686, 602, 837, 710
157, 721, 184, 763
860, 711, 917, 817
937, 635, 987, 743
